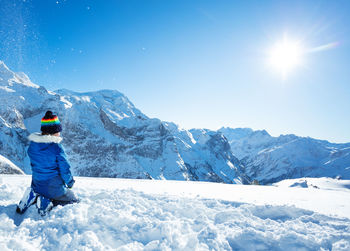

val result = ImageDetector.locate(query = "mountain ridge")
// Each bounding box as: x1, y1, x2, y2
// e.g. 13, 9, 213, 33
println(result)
0, 61, 245, 184
219, 127, 350, 184
1, 61, 349, 184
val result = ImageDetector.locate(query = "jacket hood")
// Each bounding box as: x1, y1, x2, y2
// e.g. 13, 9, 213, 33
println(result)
28, 133, 63, 144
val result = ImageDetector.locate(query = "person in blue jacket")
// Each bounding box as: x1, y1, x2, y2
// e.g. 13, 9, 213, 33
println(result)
16, 111, 79, 216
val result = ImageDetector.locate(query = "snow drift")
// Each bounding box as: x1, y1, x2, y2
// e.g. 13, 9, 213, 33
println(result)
1, 175, 350, 250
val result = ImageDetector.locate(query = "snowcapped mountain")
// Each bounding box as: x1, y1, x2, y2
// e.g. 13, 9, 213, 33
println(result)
219, 127, 350, 184
0, 61, 244, 183
2, 60, 349, 185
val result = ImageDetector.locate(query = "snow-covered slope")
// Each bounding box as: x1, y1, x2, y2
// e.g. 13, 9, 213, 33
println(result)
219, 127, 350, 184
274, 177, 350, 191
0, 155, 24, 175
0, 61, 243, 183
1, 175, 350, 250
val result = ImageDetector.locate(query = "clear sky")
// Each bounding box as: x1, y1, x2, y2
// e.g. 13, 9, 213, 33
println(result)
1, 0, 350, 143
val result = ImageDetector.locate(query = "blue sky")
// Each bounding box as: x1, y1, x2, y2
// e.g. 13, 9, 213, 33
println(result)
1, 0, 350, 143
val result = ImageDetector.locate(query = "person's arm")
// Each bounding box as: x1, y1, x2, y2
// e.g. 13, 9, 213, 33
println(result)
56, 144, 75, 188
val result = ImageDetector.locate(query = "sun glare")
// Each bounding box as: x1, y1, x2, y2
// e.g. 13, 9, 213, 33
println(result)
268, 36, 303, 79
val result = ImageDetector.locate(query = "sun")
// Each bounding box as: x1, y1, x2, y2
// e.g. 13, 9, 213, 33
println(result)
268, 35, 303, 79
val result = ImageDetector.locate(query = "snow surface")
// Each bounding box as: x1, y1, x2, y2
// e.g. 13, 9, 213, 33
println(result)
1, 175, 350, 250
274, 177, 350, 191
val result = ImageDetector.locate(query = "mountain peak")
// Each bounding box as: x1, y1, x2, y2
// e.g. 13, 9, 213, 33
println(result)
252, 129, 271, 137
218, 127, 254, 141
0, 61, 14, 85
0, 61, 10, 71
0, 61, 39, 88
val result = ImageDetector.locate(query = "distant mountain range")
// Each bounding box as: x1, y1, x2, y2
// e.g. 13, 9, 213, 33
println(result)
1, 61, 349, 184
219, 127, 350, 183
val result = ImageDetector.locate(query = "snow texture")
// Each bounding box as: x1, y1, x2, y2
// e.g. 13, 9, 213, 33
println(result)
1, 175, 350, 250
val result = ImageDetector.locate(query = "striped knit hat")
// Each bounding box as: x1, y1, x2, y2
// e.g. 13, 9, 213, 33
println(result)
41, 111, 62, 135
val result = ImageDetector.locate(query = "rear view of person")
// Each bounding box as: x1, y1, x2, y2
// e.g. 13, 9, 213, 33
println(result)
16, 111, 79, 216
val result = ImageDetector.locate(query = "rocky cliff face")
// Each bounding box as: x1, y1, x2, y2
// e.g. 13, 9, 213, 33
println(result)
219, 127, 350, 184
0, 61, 243, 183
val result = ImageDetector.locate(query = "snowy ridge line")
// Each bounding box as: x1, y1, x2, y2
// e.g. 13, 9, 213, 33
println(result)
219, 127, 350, 184
1, 175, 350, 250
0, 156, 24, 175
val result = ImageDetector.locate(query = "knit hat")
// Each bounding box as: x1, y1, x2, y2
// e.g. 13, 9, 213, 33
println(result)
41, 111, 62, 135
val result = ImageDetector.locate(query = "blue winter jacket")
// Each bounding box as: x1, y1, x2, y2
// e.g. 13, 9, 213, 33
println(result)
27, 133, 75, 199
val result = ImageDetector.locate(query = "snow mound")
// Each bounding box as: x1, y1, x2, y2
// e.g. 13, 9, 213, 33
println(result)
274, 177, 350, 191
1, 175, 350, 250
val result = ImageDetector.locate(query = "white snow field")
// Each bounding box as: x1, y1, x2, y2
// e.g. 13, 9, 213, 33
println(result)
1, 175, 350, 250
274, 177, 350, 192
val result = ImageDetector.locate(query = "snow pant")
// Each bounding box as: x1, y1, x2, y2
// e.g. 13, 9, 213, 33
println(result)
52, 189, 79, 207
